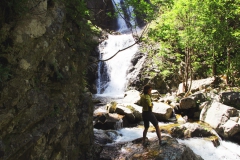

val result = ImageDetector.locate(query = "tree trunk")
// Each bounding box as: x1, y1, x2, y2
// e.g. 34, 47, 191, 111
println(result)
212, 46, 217, 76
184, 47, 190, 93
226, 47, 231, 85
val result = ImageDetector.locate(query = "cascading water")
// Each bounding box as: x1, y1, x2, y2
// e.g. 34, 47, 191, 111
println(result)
96, 0, 139, 97
97, 34, 138, 96
112, 0, 136, 33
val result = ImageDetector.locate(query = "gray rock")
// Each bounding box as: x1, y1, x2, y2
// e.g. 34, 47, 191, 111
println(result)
200, 101, 240, 138
98, 136, 203, 160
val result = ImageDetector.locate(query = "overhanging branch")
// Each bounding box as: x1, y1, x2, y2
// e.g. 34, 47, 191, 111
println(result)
97, 24, 149, 62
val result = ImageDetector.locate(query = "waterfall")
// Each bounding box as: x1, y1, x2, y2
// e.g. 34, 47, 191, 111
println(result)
97, 34, 138, 96
96, 0, 139, 97
112, 0, 136, 33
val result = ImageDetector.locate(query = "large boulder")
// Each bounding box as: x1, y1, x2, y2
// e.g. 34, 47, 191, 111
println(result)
179, 97, 196, 109
124, 104, 142, 122
170, 123, 217, 139
94, 129, 115, 144
127, 52, 146, 89
106, 101, 173, 123
94, 113, 125, 130
107, 102, 142, 124
179, 93, 207, 110
177, 92, 207, 119
114, 104, 136, 123
177, 77, 215, 95
122, 90, 141, 104
152, 102, 173, 121
218, 92, 240, 109
200, 101, 240, 139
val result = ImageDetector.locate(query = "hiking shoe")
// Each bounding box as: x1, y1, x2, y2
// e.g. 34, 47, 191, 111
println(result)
159, 140, 167, 146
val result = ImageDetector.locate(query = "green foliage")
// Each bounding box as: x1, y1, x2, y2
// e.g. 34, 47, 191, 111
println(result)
61, 0, 100, 34
144, 0, 240, 86
125, 0, 156, 22
125, 0, 174, 23
63, 0, 89, 20
62, 0, 100, 53
161, 70, 172, 79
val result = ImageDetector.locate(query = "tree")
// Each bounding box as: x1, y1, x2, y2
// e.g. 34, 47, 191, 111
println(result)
201, 0, 240, 85
142, 0, 240, 90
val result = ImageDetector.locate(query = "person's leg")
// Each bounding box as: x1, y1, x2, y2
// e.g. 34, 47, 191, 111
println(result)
154, 124, 162, 142
149, 113, 166, 145
142, 112, 149, 145
154, 124, 167, 146
143, 126, 148, 144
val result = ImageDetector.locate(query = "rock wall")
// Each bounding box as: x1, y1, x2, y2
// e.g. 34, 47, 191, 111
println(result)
0, 1, 98, 159
128, 44, 181, 94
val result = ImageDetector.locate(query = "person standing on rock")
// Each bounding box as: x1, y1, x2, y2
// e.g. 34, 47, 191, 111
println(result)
140, 84, 166, 147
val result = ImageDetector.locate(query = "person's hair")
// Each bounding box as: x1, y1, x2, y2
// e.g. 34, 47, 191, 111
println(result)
143, 85, 152, 94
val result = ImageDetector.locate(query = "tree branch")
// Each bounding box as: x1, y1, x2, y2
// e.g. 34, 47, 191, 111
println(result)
97, 24, 149, 62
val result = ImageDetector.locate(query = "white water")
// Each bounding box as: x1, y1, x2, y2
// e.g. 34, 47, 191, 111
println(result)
112, 122, 171, 143
97, 34, 138, 97
96, 0, 139, 97
178, 138, 240, 160
109, 124, 240, 160
112, 0, 136, 33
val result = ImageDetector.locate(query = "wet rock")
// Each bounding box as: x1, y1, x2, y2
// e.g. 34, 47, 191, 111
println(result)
94, 113, 125, 130
94, 129, 114, 144
97, 136, 203, 160
170, 123, 215, 138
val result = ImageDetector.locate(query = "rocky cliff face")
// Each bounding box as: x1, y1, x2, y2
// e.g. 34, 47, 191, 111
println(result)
0, 1, 100, 159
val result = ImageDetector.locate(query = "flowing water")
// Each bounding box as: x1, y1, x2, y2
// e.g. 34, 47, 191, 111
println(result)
178, 138, 240, 159
103, 124, 240, 160
112, 0, 136, 33
94, 0, 240, 159
97, 34, 138, 96
96, 0, 139, 97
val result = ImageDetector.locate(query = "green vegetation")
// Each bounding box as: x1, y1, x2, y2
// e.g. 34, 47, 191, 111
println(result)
60, 0, 101, 89
126, 0, 240, 90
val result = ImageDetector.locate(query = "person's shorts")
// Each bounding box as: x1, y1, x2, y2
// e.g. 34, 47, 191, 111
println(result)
142, 111, 158, 128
